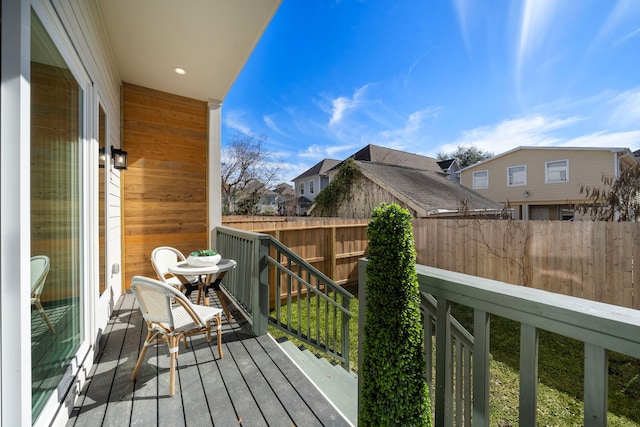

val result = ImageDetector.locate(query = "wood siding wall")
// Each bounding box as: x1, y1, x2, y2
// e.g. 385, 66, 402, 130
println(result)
122, 83, 208, 289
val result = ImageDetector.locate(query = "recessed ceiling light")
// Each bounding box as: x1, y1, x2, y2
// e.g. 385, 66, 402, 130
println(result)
175, 67, 186, 75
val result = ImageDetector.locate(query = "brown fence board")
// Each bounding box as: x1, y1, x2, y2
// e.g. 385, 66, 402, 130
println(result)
412, 218, 640, 310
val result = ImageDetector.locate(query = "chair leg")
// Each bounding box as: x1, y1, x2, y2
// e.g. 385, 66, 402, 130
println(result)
131, 329, 159, 381
168, 335, 181, 396
34, 301, 56, 334
215, 314, 223, 359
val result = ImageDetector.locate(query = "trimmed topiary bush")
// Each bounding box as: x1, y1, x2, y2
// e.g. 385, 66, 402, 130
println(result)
360, 203, 431, 426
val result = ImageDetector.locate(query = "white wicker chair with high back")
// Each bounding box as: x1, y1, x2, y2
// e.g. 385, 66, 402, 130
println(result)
151, 246, 200, 292
130, 276, 223, 396
31, 255, 56, 334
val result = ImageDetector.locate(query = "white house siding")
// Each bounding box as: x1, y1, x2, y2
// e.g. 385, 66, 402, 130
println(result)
1, 1, 123, 426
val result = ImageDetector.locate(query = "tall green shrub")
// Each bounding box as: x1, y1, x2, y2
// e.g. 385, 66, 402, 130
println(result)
360, 203, 431, 426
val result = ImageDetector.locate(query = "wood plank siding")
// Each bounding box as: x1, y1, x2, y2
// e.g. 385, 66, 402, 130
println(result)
122, 83, 209, 290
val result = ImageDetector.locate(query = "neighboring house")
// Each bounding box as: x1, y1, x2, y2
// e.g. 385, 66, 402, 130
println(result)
1, 2, 280, 426
459, 146, 638, 220
292, 158, 340, 215
315, 145, 503, 219
274, 182, 296, 215
230, 181, 280, 215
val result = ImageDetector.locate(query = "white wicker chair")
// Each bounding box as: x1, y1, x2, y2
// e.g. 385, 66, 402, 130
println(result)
130, 276, 223, 396
31, 255, 56, 334
151, 246, 199, 290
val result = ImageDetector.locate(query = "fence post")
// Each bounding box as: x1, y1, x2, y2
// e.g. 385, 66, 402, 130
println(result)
251, 234, 271, 336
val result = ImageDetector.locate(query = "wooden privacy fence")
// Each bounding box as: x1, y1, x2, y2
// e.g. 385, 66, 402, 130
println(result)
413, 219, 640, 310
222, 217, 369, 290
223, 217, 640, 310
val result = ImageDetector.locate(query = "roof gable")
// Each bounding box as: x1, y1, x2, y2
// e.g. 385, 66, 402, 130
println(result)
292, 159, 340, 181
351, 144, 441, 171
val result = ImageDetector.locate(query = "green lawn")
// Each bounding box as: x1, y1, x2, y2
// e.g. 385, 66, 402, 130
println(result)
270, 296, 640, 426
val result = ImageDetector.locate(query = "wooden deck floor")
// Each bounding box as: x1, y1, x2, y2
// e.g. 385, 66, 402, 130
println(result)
66, 292, 352, 427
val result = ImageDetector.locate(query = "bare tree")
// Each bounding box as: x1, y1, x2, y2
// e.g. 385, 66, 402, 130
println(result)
221, 133, 281, 215
575, 163, 640, 221
437, 145, 493, 168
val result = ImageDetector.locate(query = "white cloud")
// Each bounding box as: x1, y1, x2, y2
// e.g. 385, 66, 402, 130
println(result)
223, 110, 252, 135
613, 27, 640, 47
263, 114, 290, 138
452, 0, 471, 55
441, 115, 581, 155
440, 110, 640, 157
327, 84, 371, 127
367, 108, 440, 151
297, 143, 359, 161
564, 130, 640, 148
606, 88, 640, 129
516, 0, 559, 86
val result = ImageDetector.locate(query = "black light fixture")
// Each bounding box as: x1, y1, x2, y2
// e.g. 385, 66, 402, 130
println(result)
99, 147, 106, 168
111, 145, 128, 170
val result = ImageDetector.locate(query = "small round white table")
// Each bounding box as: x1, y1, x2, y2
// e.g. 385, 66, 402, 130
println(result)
168, 258, 237, 323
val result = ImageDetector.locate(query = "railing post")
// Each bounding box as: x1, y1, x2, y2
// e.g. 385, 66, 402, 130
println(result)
251, 234, 271, 336
584, 343, 608, 427
341, 295, 350, 370
435, 298, 452, 427
519, 323, 538, 425
473, 309, 490, 427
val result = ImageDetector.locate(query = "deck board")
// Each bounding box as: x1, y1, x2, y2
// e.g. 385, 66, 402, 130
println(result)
67, 292, 351, 427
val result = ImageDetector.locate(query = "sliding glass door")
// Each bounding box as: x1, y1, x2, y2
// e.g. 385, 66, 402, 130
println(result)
30, 10, 84, 421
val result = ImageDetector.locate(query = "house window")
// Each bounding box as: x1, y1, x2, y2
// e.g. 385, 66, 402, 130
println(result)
309, 179, 315, 194
300, 182, 305, 196
472, 170, 488, 189
546, 160, 569, 183
508, 165, 526, 186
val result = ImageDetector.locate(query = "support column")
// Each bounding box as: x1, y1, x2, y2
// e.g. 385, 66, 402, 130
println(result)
207, 99, 222, 249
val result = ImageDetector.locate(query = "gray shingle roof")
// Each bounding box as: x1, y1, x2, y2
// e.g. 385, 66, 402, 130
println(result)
293, 159, 340, 181
352, 144, 442, 172
357, 161, 503, 216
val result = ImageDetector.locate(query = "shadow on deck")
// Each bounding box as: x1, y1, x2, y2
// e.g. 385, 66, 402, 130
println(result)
66, 292, 352, 427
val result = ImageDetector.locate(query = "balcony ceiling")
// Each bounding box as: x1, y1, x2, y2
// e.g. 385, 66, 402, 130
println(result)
98, 0, 280, 102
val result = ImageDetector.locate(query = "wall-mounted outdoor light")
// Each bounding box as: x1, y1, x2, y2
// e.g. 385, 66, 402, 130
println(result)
523, 190, 530, 197
111, 145, 128, 170
99, 147, 106, 168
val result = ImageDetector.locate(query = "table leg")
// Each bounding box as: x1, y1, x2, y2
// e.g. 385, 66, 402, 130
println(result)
205, 273, 234, 323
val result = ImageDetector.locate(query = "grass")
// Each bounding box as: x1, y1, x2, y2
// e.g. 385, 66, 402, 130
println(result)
270, 294, 640, 426
268, 289, 360, 370
451, 304, 640, 426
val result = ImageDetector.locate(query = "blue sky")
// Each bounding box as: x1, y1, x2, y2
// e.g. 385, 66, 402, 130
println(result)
222, 0, 640, 183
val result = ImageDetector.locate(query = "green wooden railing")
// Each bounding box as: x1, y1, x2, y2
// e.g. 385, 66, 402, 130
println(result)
358, 259, 640, 427
216, 226, 354, 370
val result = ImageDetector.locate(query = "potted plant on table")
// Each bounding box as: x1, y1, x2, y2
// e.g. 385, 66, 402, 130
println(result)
187, 249, 221, 267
